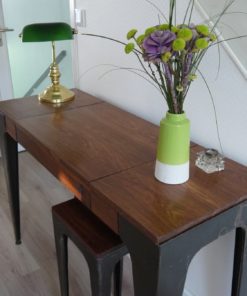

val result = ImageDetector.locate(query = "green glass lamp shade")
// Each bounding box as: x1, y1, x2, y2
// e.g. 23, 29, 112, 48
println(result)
21, 22, 73, 42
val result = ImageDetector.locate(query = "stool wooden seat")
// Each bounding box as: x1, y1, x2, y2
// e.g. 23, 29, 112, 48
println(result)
52, 198, 128, 296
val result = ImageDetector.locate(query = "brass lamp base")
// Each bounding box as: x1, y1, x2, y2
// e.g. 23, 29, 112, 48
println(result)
39, 85, 75, 105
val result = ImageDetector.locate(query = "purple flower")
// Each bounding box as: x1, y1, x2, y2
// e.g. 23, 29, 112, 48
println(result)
142, 30, 176, 63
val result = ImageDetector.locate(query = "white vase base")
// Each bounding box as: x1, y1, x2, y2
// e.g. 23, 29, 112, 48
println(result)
154, 160, 189, 184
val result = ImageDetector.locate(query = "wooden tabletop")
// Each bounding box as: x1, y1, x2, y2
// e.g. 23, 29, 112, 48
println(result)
92, 145, 247, 243
1, 89, 247, 245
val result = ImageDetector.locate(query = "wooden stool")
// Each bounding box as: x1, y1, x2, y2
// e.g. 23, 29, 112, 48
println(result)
52, 198, 128, 296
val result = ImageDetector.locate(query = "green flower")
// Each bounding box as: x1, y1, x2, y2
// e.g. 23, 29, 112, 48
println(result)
209, 33, 217, 42
125, 43, 135, 54
196, 25, 209, 36
136, 34, 145, 45
188, 74, 197, 81
177, 28, 193, 41
171, 26, 179, 33
195, 38, 209, 49
127, 29, 138, 40
158, 24, 169, 31
145, 26, 156, 36
176, 85, 184, 92
161, 52, 172, 62
172, 38, 186, 51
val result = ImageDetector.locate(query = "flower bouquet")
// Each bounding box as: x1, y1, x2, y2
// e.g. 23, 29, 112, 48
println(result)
123, 0, 219, 183
125, 19, 216, 114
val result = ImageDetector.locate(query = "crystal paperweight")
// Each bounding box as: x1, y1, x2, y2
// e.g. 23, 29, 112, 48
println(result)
195, 148, 224, 174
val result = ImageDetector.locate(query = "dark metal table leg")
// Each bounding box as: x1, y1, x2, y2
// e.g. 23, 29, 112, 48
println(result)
119, 217, 192, 296
231, 204, 247, 296
119, 203, 247, 296
231, 227, 247, 296
0, 113, 21, 244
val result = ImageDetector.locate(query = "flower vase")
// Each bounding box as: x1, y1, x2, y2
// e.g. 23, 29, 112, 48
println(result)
154, 112, 190, 184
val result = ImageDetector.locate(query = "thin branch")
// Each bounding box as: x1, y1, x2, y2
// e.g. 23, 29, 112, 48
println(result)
134, 54, 160, 84
79, 33, 142, 55
144, 0, 168, 22
211, 0, 236, 31
209, 35, 247, 48
208, 11, 247, 22
78, 32, 165, 95
77, 63, 148, 82
188, 0, 195, 24
197, 69, 224, 154
77, 63, 120, 82
215, 38, 221, 80
201, 10, 247, 37
169, 0, 176, 28
183, 0, 194, 24
98, 66, 161, 92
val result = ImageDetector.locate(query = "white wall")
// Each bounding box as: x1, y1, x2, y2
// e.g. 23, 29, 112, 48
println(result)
74, 1, 247, 295
198, 0, 247, 76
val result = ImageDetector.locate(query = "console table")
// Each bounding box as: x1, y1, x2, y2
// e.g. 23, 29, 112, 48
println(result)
0, 89, 247, 296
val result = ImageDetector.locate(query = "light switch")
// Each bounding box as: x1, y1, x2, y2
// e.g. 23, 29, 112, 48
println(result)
75, 9, 86, 28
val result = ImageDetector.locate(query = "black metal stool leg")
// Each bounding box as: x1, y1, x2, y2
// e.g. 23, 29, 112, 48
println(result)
52, 200, 127, 296
113, 259, 124, 296
53, 220, 69, 296
89, 260, 113, 296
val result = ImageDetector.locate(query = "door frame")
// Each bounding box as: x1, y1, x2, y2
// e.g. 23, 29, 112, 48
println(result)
69, 0, 79, 88
0, 0, 14, 100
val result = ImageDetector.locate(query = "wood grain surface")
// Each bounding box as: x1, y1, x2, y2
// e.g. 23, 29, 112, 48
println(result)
92, 144, 247, 243
0, 89, 101, 121
52, 198, 124, 256
0, 89, 102, 140
16, 102, 157, 184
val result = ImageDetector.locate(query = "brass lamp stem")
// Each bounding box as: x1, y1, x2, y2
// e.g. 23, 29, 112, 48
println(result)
38, 40, 75, 104
49, 41, 61, 94
52, 40, 56, 64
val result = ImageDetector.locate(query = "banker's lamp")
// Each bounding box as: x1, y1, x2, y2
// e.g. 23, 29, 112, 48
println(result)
20, 22, 75, 104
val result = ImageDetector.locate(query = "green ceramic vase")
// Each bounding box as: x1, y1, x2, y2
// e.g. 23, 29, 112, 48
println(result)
154, 112, 190, 184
